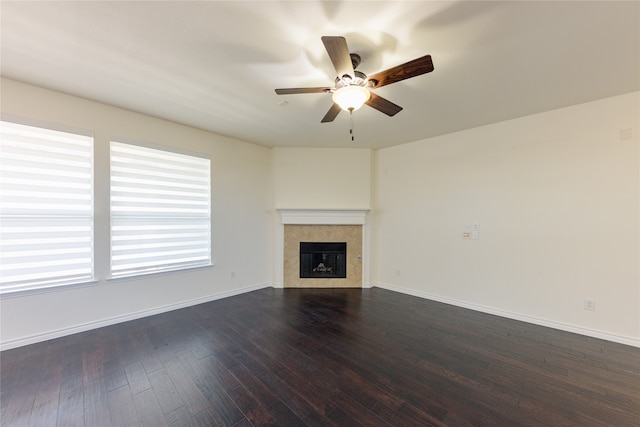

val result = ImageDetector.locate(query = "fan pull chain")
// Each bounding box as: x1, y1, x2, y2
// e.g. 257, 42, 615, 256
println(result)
349, 109, 355, 142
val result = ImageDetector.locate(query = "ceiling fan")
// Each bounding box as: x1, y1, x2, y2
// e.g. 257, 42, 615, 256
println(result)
275, 36, 434, 123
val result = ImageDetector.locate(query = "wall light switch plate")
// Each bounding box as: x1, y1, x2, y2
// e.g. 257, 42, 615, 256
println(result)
472, 231, 479, 240
620, 128, 632, 140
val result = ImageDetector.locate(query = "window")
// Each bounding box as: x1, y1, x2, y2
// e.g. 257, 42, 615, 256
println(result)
0, 119, 94, 293
110, 141, 211, 278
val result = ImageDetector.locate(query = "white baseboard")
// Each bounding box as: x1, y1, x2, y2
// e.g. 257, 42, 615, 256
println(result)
374, 283, 640, 348
6, 282, 636, 351
0, 282, 271, 351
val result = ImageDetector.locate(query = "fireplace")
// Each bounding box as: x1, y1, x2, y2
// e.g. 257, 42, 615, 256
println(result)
300, 242, 347, 279
277, 209, 369, 288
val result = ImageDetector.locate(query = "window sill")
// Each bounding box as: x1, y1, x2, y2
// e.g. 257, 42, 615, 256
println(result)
106, 264, 215, 283
1, 265, 216, 299
0, 279, 100, 299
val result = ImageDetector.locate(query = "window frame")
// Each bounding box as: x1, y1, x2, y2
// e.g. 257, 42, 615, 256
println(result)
0, 115, 95, 295
109, 139, 212, 279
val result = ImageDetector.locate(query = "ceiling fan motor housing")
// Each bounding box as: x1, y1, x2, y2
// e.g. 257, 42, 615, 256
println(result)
335, 70, 368, 89
350, 53, 361, 70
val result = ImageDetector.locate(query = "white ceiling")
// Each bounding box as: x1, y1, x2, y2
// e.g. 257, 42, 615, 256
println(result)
1, 1, 638, 149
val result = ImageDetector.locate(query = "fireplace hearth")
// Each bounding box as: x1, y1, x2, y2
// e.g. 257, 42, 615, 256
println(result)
300, 242, 346, 279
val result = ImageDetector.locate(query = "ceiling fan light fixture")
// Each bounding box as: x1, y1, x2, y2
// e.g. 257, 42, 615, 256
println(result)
332, 85, 370, 112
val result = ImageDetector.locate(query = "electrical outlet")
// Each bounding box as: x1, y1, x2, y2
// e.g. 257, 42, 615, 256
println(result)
584, 298, 596, 311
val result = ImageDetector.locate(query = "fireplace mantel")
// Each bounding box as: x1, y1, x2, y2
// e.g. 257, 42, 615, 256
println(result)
278, 209, 369, 225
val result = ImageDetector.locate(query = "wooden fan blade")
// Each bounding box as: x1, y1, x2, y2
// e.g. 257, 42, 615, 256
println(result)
367, 55, 434, 88
321, 36, 354, 79
275, 87, 330, 95
321, 103, 342, 123
366, 92, 403, 116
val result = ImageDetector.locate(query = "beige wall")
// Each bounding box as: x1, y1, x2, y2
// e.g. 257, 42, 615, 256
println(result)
373, 92, 639, 344
0, 78, 273, 349
2, 77, 638, 348
272, 147, 373, 209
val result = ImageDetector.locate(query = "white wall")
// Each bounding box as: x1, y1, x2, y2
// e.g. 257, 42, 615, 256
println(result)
272, 147, 373, 209
3, 79, 638, 349
0, 78, 273, 349
373, 92, 639, 346
270, 147, 374, 287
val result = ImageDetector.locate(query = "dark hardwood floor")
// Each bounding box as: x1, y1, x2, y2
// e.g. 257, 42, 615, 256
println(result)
1, 287, 639, 426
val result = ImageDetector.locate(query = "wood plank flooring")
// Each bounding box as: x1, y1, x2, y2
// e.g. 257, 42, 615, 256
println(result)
1, 287, 639, 426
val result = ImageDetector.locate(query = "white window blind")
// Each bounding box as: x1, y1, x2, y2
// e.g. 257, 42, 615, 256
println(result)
0, 119, 94, 293
110, 141, 211, 277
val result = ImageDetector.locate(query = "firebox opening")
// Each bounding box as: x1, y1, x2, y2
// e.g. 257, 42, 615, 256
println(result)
300, 242, 347, 279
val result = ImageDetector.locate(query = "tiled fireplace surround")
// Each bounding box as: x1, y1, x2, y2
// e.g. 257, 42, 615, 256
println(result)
275, 210, 370, 288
